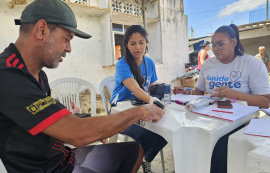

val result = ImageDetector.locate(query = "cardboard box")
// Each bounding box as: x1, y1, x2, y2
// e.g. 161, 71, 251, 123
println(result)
181, 78, 196, 87
181, 75, 198, 87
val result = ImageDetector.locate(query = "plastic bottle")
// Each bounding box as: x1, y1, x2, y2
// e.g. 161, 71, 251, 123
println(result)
163, 84, 171, 105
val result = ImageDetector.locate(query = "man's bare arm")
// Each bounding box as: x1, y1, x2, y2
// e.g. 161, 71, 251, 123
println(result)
42, 104, 164, 148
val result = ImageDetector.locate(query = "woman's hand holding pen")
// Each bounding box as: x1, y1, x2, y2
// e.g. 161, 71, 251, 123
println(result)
173, 87, 190, 95
211, 86, 236, 98
173, 87, 183, 94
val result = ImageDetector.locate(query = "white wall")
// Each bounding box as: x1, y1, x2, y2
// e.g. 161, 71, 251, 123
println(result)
89, 0, 109, 8
147, 22, 162, 63
146, 1, 159, 18
239, 28, 270, 56
157, 0, 189, 84
0, 1, 23, 48
0, 0, 188, 93
240, 27, 270, 40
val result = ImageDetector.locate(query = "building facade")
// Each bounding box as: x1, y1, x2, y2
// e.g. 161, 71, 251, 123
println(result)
0, 0, 188, 93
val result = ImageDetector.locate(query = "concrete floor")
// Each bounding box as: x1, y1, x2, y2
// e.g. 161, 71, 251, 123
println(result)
138, 144, 175, 173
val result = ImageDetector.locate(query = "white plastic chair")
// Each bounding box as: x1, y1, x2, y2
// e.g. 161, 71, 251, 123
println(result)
50, 77, 96, 116
99, 76, 115, 115
0, 159, 7, 173
99, 76, 165, 173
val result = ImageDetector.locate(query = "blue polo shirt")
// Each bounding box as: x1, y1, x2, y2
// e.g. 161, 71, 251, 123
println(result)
110, 56, 158, 103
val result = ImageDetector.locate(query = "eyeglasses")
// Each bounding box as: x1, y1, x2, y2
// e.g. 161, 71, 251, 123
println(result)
209, 39, 234, 50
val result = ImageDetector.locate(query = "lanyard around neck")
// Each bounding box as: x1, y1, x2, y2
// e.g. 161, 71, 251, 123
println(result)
143, 57, 147, 82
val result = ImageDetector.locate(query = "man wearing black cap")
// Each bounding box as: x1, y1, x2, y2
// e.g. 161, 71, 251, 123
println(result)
0, 0, 165, 172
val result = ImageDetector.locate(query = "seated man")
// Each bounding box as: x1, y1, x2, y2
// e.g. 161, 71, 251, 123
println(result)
0, 0, 165, 172
255, 46, 270, 73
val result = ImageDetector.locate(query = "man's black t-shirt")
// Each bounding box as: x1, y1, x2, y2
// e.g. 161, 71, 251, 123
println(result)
0, 44, 74, 173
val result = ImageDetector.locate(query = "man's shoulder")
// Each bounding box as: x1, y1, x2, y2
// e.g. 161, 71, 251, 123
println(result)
254, 53, 260, 58
0, 44, 25, 71
0, 45, 11, 66
265, 53, 270, 59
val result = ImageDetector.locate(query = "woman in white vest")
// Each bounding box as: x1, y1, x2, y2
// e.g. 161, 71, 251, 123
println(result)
174, 23, 270, 173
174, 24, 270, 108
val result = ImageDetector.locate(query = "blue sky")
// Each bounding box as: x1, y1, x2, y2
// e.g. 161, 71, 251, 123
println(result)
184, 0, 268, 38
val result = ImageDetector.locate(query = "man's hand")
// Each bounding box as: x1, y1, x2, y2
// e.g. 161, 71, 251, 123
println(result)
211, 86, 236, 98
140, 104, 165, 123
71, 101, 81, 114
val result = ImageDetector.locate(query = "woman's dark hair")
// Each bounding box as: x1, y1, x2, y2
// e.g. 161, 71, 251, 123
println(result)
214, 24, 244, 56
200, 41, 210, 48
124, 25, 149, 89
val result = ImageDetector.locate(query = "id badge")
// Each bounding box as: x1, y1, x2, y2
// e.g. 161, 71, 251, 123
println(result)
143, 85, 148, 92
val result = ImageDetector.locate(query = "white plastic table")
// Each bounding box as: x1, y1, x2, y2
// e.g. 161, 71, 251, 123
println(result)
0, 159, 7, 173
111, 101, 257, 173
228, 115, 270, 173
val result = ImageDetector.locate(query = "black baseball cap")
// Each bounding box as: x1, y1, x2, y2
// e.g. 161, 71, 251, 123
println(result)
14, 0, 91, 39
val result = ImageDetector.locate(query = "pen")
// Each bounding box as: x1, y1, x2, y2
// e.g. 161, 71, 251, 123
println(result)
212, 110, 233, 114
175, 100, 186, 105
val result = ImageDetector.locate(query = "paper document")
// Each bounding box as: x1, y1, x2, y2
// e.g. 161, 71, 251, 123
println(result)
192, 103, 259, 122
244, 119, 270, 138
171, 94, 220, 104
171, 94, 202, 103
262, 109, 270, 115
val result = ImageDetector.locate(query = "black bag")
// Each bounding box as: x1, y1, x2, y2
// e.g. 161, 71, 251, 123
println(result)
130, 98, 146, 106
148, 83, 166, 100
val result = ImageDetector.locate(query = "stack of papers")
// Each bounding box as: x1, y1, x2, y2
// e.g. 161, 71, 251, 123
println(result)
171, 94, 202, 104
171, 94, 220, 105
262, 109, 270, 115
244, 119, 270, 137
192, 103, 259, 122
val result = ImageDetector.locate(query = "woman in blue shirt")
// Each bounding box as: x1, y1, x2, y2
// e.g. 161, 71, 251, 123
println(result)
110, 25, 167, 173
